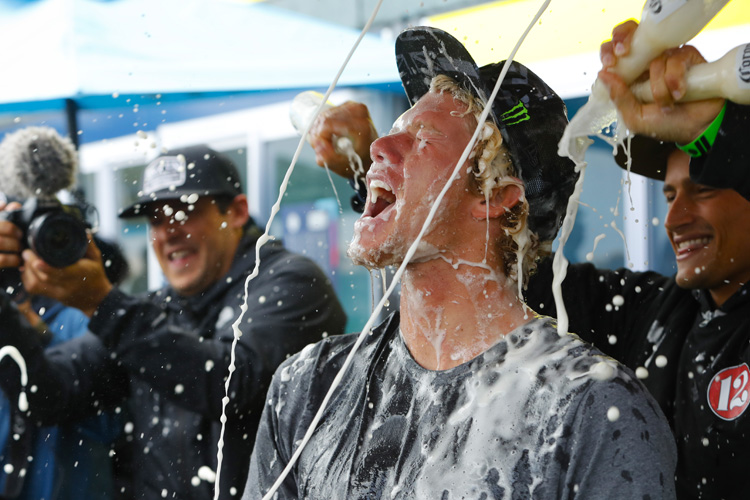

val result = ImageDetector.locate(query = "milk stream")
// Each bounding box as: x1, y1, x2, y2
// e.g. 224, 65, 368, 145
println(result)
213, 1, 387, 497
555, 0, 732, 336
0, 346, 28, 413
259, 2, 552, 498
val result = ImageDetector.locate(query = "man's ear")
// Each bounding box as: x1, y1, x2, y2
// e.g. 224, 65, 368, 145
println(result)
227, 194, 251, 228
470, 183, 523, 220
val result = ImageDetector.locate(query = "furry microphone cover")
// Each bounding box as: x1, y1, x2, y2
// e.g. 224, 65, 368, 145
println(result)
0, 126, 78, 199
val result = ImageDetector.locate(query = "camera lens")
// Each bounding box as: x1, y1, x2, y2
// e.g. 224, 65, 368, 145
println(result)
27, 212, 89, 268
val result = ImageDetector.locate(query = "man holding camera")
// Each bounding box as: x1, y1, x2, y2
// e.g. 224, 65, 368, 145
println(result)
0, 126, 125, 500
0, 141, 347, 499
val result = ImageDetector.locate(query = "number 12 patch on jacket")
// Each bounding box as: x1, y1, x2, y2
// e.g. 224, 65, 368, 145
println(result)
707, 363, 750, 421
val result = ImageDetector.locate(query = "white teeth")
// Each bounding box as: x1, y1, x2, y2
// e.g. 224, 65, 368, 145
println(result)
369, 180, 393, 204
677, 238, 711, 251
170, 250, 189, 260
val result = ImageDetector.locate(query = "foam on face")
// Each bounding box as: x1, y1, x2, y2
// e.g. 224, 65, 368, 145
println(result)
348, 171, 451, 269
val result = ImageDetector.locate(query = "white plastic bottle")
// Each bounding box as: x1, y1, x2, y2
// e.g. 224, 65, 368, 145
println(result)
289, 90, 333, 137
555, 0, 733, 337
631, 43, 750, 104
560, 0, 732, 159
611, 0, 732, 84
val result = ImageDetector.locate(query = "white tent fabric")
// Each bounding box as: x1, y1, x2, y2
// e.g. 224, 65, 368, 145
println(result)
0, 0, 400, 105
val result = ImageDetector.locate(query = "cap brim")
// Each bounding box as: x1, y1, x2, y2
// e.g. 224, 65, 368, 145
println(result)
395, 27, 485, 109
614, 135, 676, 181
118, 189, 230, 218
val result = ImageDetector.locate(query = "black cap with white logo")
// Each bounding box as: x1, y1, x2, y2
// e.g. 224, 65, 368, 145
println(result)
118, 145, 243, 219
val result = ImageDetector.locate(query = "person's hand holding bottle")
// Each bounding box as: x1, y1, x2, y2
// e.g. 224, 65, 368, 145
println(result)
308, 101, 378, 180
598, 20, 725, 144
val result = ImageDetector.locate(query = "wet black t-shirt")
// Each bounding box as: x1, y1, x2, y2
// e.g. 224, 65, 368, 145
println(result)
246, 314, 676, 499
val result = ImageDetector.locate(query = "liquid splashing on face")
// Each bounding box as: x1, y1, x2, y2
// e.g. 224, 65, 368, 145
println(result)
261, 0, 553, 496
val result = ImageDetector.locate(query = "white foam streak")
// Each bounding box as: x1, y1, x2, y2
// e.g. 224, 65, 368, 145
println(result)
258, 1, 386, 498
551, 162, 587, 336
260, 1, 552, 497
0, 346, 28, 412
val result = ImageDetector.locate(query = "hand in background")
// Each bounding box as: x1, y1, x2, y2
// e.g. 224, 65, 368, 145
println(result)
598, 20, 724, 144
0, 201, 23, 270
308, 101, 378, 179
21, 235, 112, 318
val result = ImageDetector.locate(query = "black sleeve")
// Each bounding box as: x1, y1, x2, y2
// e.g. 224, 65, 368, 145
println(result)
244, 334, 358, 500
690, 101, 750, 201
0, 292, 127, 426
561, 371, 677, 499
243, 359, 301, 500
525, 258, 670, 360
87, 253, 346, 422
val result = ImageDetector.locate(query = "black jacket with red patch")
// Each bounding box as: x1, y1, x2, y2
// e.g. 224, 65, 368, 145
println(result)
526, 102, 750, 500
527, 261, 750, 499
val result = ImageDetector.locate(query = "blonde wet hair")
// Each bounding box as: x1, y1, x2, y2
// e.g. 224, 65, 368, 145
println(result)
429, 74, 546, 287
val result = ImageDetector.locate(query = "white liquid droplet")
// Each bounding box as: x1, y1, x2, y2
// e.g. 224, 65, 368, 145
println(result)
607, 406, 620, 422
197, 465, 216, 483
590, 361, 615, 381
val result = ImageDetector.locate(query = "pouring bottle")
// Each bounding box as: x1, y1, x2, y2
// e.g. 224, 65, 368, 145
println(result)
289, 90, 333, 137
630, 42, 750, 104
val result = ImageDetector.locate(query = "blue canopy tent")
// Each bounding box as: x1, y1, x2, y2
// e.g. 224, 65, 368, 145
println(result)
0, 0, 400, 144
0, 0, 405, 326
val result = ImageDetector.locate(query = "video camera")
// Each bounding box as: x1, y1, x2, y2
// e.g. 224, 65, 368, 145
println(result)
0, 197, 96, 300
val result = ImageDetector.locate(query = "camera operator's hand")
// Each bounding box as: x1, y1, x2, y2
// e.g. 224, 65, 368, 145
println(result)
598, 20, 725, 144
0, 201, 23, 270
21, 235, 112, 318
0, 201, 51, 336
308, 101, 378, 179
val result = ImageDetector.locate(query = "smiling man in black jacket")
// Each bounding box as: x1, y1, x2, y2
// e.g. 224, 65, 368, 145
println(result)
526, 22, 750, 499
0, 145, 347, 499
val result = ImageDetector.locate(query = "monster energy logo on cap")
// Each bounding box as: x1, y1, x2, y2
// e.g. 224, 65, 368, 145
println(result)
501, 102, 530, 126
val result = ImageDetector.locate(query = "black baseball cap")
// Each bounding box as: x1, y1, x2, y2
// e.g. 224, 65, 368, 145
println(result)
395, 26, 578, 242
614, 136, 675, 181
119, 145, 243, 218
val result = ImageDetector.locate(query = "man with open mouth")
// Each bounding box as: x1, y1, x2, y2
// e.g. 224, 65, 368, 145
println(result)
245, 26, 676, 499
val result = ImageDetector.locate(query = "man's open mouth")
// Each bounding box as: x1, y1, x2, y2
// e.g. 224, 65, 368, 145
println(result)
366, 180, 396, 218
